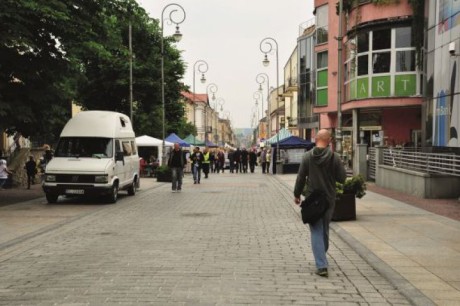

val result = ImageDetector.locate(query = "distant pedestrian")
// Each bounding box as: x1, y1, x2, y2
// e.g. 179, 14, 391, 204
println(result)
249, 149, 257, 173
293, 129, 346, 277
190, 147, 203, 184
261, 148, 267, 173
217, 149, 225, 173
0, 159, 13, 190
202, 147, 211, 179
241, 148, 249, 173
168, 143, 185, 192
265, 149, 271, 174
234, 148, 241, 173
24, 156, 37, 189
228, 150, 235, 173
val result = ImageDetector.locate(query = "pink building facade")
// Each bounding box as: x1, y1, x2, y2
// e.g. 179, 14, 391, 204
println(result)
309, 0, 423, 162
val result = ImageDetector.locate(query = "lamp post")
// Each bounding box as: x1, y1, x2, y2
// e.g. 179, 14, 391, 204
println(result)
260, 37, 280, 163
161, 3, 185, 165
256, 73, 270, 142
253, 91, 262, 137
192, 60, 208, 142
206, 83, 218, 143
336, 0, 344, 156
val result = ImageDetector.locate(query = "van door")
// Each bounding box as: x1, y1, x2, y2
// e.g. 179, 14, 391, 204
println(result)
121, 139, 135, 187
115, 139, 126, 186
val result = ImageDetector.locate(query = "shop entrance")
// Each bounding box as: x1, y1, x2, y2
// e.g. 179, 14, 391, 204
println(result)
360, 127, 383, 147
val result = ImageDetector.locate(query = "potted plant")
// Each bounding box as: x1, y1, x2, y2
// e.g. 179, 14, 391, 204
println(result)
332, 175, 366, 221
155, 165, 172, 182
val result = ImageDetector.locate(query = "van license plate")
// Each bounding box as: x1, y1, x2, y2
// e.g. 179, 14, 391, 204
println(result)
66, 189, 85, 195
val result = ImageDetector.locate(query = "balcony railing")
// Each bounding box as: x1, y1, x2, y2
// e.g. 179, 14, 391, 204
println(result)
298, 114, 319, 124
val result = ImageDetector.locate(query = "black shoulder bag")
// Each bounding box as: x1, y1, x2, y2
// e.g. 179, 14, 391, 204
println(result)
300, 153, 334, 225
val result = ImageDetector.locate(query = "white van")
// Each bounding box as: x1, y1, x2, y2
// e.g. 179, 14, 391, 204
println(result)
42, 111, 140, 203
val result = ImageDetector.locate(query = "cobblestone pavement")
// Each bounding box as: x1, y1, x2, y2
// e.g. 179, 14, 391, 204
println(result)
0, 172, 410, 305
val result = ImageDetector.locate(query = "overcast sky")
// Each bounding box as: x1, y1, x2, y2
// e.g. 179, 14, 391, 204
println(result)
136, 0, 314, 128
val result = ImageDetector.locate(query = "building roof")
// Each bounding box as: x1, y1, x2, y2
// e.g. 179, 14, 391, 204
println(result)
181, 91, 208, 104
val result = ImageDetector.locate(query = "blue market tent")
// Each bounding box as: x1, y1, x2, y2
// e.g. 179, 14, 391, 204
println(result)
165, 133, 190, 147
271, 136, 314, 149
205, 140, 218, 148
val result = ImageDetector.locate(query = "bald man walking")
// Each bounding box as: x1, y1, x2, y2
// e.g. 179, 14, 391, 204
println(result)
293, 129, 346, 277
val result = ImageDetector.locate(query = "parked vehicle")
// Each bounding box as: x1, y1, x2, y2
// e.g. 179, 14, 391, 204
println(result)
42, 111, 140, 203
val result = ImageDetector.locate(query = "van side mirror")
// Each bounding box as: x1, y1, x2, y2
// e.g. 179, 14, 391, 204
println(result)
115, 152, 124, 164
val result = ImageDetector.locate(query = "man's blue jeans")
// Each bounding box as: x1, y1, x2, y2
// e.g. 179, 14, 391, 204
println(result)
171, 167, 183, 190
309, 214, 330, 269
192, 164, 201, 182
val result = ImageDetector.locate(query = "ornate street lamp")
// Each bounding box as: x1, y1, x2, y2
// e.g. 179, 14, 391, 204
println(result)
161, 3, 186, 165
205, 83, 218, 142
192, 60, 208, 141
256, 72, 270, 142
259, 37, 280, 164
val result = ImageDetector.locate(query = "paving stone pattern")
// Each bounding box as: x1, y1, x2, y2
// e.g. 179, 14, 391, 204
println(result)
0, 173, 410, 305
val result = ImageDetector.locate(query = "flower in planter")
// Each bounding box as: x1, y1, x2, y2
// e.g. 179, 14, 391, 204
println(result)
155, 165, 170, 175
336, 175, 366, 199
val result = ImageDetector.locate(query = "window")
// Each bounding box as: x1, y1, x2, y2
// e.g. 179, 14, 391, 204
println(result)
316, 5, 328, 44
396, 50, 415, 72
344, 26, 419, 100
357, 55, 368, 76
316, 51, 328, 106
55, 137, 113, 158
372, 52, 391, 73
317, 52, 328, 69
357, 32, 369, 53
122, 141, 132, 156
372, 29, 391, 50
395, 27, 413, 48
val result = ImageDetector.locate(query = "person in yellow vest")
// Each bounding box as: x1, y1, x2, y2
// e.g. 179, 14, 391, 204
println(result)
202, 147, 211, 179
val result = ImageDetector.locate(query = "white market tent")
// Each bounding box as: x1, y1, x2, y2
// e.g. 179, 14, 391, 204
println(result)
135, 135, 173, 165
266, 128, 292, 145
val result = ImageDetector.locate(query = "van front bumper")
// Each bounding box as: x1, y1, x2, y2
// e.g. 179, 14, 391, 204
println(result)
42, 184, 113, 197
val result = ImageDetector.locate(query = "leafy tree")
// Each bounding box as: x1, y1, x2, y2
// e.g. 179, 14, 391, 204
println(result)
0, 0, 188, 142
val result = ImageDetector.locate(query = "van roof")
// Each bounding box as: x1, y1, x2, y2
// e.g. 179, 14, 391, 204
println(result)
60, 111, 135, 138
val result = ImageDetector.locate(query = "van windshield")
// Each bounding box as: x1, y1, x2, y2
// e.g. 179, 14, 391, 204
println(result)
55, 137, 113, 158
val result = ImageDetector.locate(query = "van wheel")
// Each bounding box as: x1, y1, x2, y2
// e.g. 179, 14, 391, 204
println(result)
46, 194, 59, 204
127, 179, 137, 196
106, 183, 118, 203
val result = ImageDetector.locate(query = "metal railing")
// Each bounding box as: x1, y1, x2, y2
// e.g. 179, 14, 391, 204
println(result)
368, 147, 376, 180
383, 148, 460, 177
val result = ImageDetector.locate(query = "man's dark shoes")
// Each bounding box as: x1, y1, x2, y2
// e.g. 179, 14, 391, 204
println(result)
315, 268, 328, 277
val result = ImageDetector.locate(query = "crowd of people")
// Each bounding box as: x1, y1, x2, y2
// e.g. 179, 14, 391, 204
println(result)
166, 144, 274, 192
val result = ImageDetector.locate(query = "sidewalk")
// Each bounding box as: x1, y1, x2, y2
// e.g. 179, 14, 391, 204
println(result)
276, 174, 460, 306
0, 177, 159, 207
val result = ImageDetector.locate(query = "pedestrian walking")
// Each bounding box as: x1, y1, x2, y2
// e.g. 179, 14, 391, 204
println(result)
190, 147, 203, 184
167, 143, 185, 192
234, 148, 241, 173
217, 149, 225, 173
228, 149, 235, 173
293, 129, 346, 277
202, 147, 211, 179
260, 148, 267, 173
241, 148, 249, 173
265, 149, 271, 174
249, 148, 257, 173
0, 159, 13, 190
24, 156, 37, 189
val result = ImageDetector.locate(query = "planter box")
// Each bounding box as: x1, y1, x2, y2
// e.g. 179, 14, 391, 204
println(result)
332, 193, 356, 221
